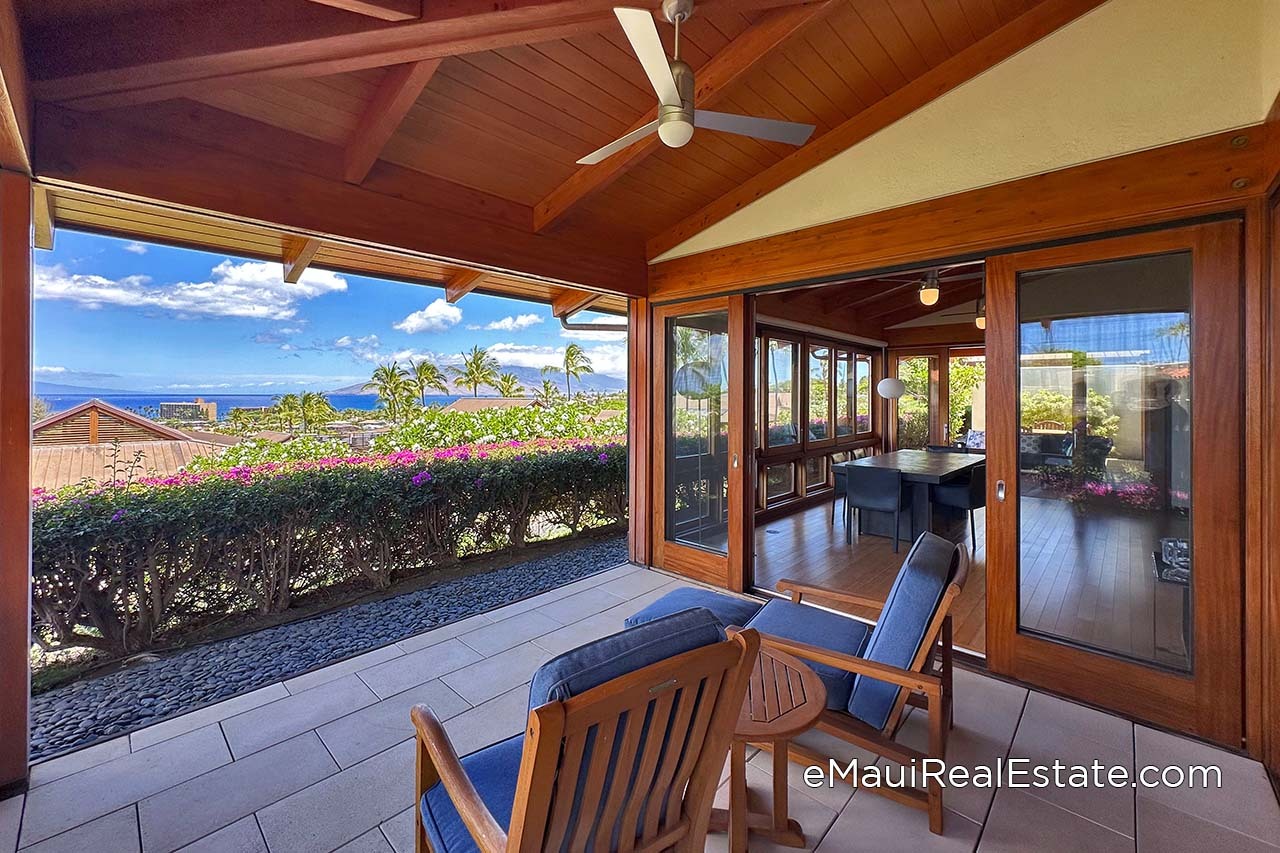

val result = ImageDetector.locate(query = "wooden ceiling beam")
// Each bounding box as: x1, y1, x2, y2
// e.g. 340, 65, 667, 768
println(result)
445, 268, 486, 303
32, 184, 52, 250
532, 1, 836, 233
343, 58, 441, 184
29, 0, 819, 111
551, 288, 604, 319
307, 0, 421, 22
34, 104, 647, 295
646, 0, 1110, 259
0, 0, 30, 173
282, 236, 323, 283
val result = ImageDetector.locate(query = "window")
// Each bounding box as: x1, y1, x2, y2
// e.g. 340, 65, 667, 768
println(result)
804, 455, 828, 490
835, 351, 853, 437
764, 338, 798, 448
764, 463, 796, 504
855, 354, 872, 434
808, 345, 831, 442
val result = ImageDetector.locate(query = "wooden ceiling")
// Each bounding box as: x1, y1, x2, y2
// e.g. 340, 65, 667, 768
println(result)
12, 0, 1096, 305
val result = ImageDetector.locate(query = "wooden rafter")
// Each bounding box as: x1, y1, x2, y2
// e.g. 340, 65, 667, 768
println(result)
533, 1, 836, 233
344, 59, 441, 184
283, 236, 323, 283
307, 0, 421, 22
29, 0, 820, 111
32, 184, 52, 250
646, 0, 1111, 259
551, 288, 603, 319
445, 268, 486, 303
0, 0, 30, 173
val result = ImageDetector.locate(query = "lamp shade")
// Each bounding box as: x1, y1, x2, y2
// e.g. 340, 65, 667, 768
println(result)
918, 282, 940, 306
876, 377, 907, 399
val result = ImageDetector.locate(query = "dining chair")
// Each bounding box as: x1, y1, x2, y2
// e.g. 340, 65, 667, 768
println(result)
844, 465, 912, 552
412, 608, 760, 853
831, 448, 876, 528
931, 462, 986, 548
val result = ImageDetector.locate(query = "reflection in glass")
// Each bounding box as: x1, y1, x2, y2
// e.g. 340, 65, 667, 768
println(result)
804, 455, 827, 490
765, 339, 798, 447
765, 463, 795, 504
808, 346, 830, 441
896, 356, 934, 449
1017, 253, 1193, 672
835, 352, 853, 437
855, 355, 872, 434
665, 312, 730, 553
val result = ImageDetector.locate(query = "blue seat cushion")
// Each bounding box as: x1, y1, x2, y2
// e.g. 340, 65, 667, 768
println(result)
744, 599, 871, 711
848, 532, 956, 730
623, 587, 763, 631
420, 734, 524, 853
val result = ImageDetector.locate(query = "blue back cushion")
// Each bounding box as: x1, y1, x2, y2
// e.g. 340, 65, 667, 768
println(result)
847, 533, 956, 730
744, 599, 870, 711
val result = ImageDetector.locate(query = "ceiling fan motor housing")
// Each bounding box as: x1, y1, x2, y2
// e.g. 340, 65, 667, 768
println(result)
658, 59, 696, 147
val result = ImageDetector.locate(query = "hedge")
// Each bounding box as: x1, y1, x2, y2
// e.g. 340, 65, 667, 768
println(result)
31, 439, 626, 656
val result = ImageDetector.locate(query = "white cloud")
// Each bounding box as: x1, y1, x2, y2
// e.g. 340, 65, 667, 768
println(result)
487, 342, 628, 378
560, 316, 628, 342
332, 334, 444, 365
467, 313, 544, 332
123, 242, 148, 255
33, 365, 67, 375
393, 298, 462, 334
34, 260, 347, 321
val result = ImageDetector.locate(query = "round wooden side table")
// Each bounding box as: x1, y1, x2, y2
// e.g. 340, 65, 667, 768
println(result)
709, 645, 827, 851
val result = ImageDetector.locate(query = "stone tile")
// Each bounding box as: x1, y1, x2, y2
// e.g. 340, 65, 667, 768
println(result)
28, 736, 131, 788
534, 586, 629, 625
18, 806, 139, 853
283, 645, 404, 695
1136, 795, 1280, 852
393, 613, 492, 654
708, 764, 838, 852
953, 668, 1027, 746
333, 828, 393, 853
177, 816, 266, 853
978, 788, 1131, 852
220, 675, 377, 759
1019, 691, 1131, 753
256, 740, 415, 853
748, 745, 854, 814
0, 794, 21, 853
816, 791, 980, 852
478, 571, 624, 622
528, 609, 628, 658
357, 640, 482, 700
138, 733, 337, 853
1134, 724, 1280, 846
20, 725, 230, 847
593, 568, 680, 600
441, 643, 550, 706
379, 807, 415, 853
129, 685, 289, 752
457, 610, 562, 657
317, 680, 471, 769
442, 685, 531, 757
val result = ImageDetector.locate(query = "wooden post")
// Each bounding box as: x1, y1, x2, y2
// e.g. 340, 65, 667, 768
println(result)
626, 298, 651, 566
0, 169, 31, 792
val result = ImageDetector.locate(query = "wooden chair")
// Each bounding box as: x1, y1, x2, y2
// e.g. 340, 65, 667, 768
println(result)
747, 533, 969, 834
411, 608, 761, 852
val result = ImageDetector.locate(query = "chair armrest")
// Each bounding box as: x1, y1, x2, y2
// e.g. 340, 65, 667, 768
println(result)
410, 705, 508, 852
755, 632, 941, 696
775, 578, 885, 614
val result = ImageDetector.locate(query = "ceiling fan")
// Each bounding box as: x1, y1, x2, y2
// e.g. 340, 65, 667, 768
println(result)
577, 0, 817, 165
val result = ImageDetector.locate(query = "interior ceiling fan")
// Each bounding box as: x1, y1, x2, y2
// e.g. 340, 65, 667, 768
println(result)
577, 0, 817, 165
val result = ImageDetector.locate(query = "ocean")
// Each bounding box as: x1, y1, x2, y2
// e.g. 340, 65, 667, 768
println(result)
39, 393, 462, 420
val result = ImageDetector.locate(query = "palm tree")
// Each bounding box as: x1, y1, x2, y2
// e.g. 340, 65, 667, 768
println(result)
494, 373, 524, 398
409, 359, 450, 406
299, 391, 336, 432
449, 346, 500, 397
533, 379, 562, 406
561, 343, 595, 398
367, 362, 414, 421
272, 393, 302, 431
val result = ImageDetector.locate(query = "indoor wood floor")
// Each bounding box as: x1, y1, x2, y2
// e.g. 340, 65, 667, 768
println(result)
752, 496, 1189, 666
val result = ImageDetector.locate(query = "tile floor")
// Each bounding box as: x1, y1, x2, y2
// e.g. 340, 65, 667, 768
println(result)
2, 562, 1277, 852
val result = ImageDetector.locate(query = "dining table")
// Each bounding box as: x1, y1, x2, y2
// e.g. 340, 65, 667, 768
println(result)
832, 449, 985, 542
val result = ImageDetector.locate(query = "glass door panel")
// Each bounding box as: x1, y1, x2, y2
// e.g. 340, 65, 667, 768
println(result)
949, 353, 986, 449
895, 355, 936, 449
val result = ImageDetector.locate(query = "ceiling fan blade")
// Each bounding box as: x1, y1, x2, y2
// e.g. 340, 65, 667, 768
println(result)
577, 119, 661, 165
694, 110, 816, 146
614, 8, 681, 107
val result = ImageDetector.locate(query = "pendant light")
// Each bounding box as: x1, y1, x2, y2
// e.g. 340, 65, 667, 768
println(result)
917, 270, 941, 306
975, 289, 987, 330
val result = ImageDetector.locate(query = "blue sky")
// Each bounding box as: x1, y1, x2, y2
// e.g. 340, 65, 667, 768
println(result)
33, 231, 628, 393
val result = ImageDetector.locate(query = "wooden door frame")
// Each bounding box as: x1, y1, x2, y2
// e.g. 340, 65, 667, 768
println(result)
650, 296, 754, 592
985, 221, 1244, 746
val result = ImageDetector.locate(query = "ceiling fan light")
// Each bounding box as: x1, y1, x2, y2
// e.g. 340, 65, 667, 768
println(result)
918, 281, 940, 306
975, 296, 987, 330
658, 118, 694, 148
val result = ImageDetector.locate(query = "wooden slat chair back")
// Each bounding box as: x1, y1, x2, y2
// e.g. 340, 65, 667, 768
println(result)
760, 535, 969, 834
413, 620, 760, 853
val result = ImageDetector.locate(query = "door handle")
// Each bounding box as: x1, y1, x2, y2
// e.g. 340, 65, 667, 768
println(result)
732, 453, 739, 469
996, 480, 1006, 502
